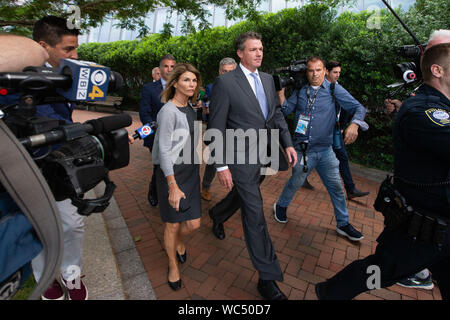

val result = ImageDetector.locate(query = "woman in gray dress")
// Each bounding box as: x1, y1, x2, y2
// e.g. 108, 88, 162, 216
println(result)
152, 63, 202, 291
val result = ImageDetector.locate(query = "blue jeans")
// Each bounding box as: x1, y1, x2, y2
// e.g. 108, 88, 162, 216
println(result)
333, 133, 355, 193
277, 147, 349, 228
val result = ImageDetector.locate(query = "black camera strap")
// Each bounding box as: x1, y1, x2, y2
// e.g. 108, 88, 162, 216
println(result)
0, 120, 63, 300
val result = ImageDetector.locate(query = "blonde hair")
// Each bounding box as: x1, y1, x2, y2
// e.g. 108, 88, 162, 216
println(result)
161, 63, 202, 104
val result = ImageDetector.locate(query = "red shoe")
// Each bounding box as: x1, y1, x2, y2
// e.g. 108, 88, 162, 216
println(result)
41, 279, 65, 300
61, 276, 88, 300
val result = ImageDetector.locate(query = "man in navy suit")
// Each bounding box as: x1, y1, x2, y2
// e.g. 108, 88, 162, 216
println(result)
139, 54, 176, 206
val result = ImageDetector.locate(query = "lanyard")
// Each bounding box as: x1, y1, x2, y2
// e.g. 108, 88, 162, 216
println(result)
305, 85, 321, 116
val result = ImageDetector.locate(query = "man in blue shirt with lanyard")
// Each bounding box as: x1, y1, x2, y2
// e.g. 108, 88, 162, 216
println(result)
274, 56, 367, 241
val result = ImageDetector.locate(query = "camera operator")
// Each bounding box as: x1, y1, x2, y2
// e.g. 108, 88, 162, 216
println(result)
384, 29, 450, 114
29, 16, 88, 300
316, 43, 450, 300
273, 56, 367, 242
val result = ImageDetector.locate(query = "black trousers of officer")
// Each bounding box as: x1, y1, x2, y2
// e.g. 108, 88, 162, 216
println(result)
320, 224, 450, 300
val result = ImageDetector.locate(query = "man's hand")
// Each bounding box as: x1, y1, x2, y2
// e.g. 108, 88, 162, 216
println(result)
344, 123, 359, 145
384, 99, 402, 114
277, 87, 286, 106
285, 146, 297, 167
217, 169, 233, 191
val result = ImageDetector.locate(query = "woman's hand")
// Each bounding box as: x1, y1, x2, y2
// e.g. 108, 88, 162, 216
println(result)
168, 183, 186, 212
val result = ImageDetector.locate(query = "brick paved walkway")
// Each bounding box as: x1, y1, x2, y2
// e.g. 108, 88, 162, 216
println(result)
74, 109, 441, 300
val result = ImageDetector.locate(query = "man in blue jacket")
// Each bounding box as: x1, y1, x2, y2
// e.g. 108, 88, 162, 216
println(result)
139, 54, 176, 207
273, 56, 367, 242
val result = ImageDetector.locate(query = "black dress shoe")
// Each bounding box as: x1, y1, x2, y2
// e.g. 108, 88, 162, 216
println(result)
148, 193, 158, 207
209, 209, 225, 240
176, 250, 187, 264
347, 188, 370, 200
257, 279, 287, 300
212, 220, 225, 240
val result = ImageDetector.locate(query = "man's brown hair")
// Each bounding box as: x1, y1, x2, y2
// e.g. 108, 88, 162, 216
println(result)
421, 43, 450, 81
235, 31, 262, 52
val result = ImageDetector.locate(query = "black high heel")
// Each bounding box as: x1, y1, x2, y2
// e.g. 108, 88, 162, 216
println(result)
168, 267, 182, 291
176, 250, 187, 264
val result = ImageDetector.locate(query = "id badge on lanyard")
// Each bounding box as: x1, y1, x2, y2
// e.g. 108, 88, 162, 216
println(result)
295, 114, 310, 134
295, 86, 320, 135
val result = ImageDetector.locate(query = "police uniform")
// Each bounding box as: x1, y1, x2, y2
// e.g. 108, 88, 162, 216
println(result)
315, 84, 450, 300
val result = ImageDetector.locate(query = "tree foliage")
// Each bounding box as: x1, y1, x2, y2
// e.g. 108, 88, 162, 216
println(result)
76, 1, 448, 170
0, 0, 356, 36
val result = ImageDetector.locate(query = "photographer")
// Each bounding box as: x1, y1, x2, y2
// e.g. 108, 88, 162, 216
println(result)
273, 56, 367, 242
29, 16, 88, 300
316, 43, 450, 300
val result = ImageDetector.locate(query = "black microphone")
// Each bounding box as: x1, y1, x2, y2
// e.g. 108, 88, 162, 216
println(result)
19, 114, 132, 148
85, 114, 132, 135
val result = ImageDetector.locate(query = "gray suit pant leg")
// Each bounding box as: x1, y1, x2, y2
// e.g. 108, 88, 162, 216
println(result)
233, 179, 283, 281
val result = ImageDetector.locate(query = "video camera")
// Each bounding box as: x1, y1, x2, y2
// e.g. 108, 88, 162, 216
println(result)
272, 60, 308, 91
394, 43, 427, 84
381, 0, 426, 98
0, 59, 149, 215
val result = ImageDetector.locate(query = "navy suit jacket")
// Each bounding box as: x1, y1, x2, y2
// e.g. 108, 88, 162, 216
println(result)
139, 79, 164, 150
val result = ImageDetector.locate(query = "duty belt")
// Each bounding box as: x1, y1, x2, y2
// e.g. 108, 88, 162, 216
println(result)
374, 175, 450, 250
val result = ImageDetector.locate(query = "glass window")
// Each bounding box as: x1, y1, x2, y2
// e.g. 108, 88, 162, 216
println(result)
363, 0, 383, 11
145, 12, 155, 33
109, 23, 122, 42
257, 0, 270, 12
154, 8, 169, 33
120, 29, 133, 41
205, 5, 214, 25
88, 27, 100, 43
392, 0, 415, 10
286, 0, 301, 9
271, 0, 287, 12
174, 13, 184, 35
98, 20, 112, 42
214, 6, 226, 27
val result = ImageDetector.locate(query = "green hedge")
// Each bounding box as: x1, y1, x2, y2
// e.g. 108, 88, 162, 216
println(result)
77, 2, 449, 171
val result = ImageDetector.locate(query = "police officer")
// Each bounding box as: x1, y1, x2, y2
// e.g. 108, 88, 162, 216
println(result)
315, 43, 450, 300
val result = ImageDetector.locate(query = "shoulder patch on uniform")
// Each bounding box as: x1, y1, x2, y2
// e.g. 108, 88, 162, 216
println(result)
425, 108, 450, 127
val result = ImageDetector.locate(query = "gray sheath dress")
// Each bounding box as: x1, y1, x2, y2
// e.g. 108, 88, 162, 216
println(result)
156, 105, 201, 223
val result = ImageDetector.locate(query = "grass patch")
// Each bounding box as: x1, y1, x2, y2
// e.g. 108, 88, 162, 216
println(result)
12, 275, 36, 300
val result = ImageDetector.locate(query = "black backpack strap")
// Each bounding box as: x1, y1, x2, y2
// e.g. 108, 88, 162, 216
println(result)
330, 82, 341, 126
0, 120, 63, 300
